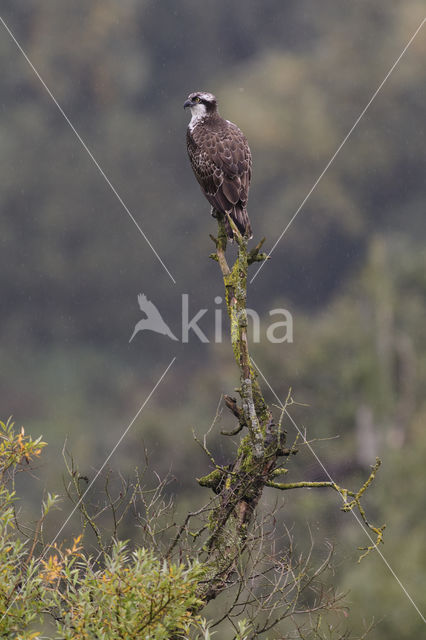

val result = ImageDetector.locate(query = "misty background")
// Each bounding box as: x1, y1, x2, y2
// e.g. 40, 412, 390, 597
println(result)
0, 1, 425, 637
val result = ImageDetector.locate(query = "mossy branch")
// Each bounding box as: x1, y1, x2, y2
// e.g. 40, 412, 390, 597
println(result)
195, 214, 384, 609
266, 458, 384, 561
209, 214, 267, 460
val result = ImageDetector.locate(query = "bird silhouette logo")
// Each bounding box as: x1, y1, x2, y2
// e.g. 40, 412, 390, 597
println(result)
129, 294, 178, 343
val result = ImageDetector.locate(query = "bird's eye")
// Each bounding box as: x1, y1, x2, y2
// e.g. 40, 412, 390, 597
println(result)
194, 97, 201, 103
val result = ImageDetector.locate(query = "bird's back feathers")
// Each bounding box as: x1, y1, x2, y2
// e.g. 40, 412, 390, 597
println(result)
187, 112, 252, 239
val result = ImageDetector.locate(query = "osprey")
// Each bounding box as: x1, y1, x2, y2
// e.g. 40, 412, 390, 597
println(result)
184, 91, 252, 240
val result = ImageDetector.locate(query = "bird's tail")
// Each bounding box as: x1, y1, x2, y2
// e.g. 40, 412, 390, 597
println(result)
225, 206, 253, 240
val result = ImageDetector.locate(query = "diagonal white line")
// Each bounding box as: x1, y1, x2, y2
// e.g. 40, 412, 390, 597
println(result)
250, 17, 426, 284
48, 356, 177, 548
0, 15, 176, 285
0, 356, 176, 623
251, 356, 426, 624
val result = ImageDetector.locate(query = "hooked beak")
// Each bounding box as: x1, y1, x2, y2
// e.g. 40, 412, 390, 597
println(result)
183, 99, 193, 109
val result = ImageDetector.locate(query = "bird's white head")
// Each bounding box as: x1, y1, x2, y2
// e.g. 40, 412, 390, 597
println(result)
184, 91, 217, 130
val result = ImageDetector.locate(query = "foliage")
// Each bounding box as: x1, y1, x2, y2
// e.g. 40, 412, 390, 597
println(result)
0, 419, 47, 639
0, 414, 378, 639
0, 419, 205, 639
47, 542, 204, 640
0, 1, 425, 637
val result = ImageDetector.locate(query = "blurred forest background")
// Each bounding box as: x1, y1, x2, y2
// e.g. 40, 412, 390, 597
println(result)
0, 1, 425, 637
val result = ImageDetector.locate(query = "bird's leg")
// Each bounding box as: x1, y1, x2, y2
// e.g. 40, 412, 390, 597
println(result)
225, 213, 243, 245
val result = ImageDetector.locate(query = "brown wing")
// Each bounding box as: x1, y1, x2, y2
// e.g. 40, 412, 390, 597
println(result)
187, 120, 252, 216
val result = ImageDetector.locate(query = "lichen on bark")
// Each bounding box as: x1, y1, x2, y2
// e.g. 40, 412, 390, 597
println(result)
194, 214, 384, 607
